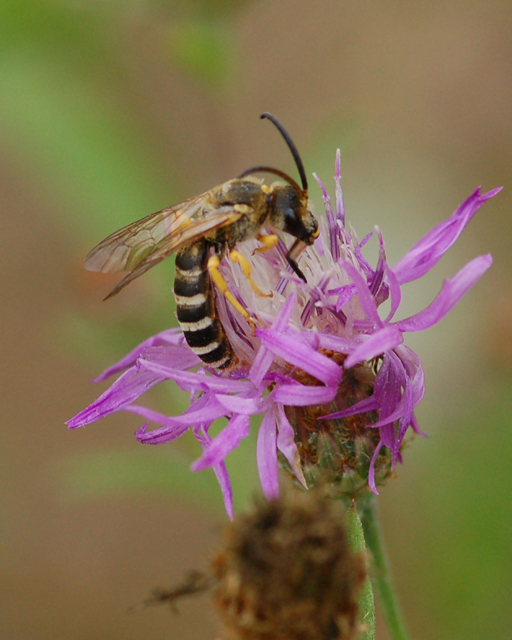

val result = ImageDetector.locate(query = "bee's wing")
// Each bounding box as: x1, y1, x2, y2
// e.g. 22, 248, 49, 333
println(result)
85, 193, 210, 274
90, 202, 244, 300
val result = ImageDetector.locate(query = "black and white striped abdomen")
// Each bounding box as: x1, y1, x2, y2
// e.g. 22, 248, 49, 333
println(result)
174, 239, 235, 370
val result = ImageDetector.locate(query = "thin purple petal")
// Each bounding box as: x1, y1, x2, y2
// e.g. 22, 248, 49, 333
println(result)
128, 404, 201, 428
369, 404, 407, 429
273, 383, 337, 406
256, 329, 342, 387
67, 369, 163, 428
138, 359, 252, 394
135, 420, 189, 445
410, 413, 428, 437
394, 380, 414, 462
335, 149, 346, 226
320, 395, 380, 421
215, 394, 264, 415
132, 396, 227, 443
341, 260, 382, 327
313, 172, 338, 259
194, 425, 233, 519
344, 325, 404, 369
257, 405, 279, 500
383, 259, 402, 323
396, 255, 492, 332
395, 345, 425, 407
250, 292, 296, 387
332, 284, 357, 312
368, 440, 383, 494
139, 344, 201, 371
192, 413, 250, 471
369, 228, 386, 297
315, 333, 357, 355
354, 234, 374, 279
393, 187, 501, 285
92, 329, 187, 382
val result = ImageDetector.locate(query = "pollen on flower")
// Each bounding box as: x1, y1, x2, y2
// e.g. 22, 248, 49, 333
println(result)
67, 150, 499, 515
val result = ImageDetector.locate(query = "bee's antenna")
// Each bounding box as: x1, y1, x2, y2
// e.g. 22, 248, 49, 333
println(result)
260, 113, 308, 194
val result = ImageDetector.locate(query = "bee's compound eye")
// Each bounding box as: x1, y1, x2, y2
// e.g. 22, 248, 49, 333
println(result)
272, 185, 316, 242
283, 208, 306, 239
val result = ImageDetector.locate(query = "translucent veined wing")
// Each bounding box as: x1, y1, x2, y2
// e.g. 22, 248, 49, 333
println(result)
103, 207, 243, 300
85, 192, 210, 274
85, 193, 246, 300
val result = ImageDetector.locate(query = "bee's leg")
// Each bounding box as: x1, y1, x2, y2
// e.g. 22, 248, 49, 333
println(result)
229, 249, 273, 298
252, 233, 279, 254
207, 255, 256, 329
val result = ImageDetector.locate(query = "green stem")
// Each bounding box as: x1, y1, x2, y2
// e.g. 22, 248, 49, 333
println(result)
359, 494, 410, 640
346, 503, 376, 640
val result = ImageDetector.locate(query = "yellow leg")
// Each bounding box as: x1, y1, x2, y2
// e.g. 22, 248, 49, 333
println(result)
229, 249, 273, 298
253, 233, 279, 254
208, 256, 256, 328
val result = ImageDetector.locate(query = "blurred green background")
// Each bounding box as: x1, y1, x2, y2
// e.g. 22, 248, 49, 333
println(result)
1, 1, 511, 638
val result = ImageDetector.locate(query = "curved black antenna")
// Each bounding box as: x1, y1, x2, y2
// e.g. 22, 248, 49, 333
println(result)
237, 165, 302, 194
260, 112, 308, 193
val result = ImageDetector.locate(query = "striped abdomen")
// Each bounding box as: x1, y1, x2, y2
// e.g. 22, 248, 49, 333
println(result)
174, 239, 236, 370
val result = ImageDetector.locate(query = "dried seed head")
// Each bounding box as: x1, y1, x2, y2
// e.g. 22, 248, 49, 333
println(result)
211, 487, 366, 640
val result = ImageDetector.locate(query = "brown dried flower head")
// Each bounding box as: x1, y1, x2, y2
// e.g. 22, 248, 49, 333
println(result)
211, 487, 366, 640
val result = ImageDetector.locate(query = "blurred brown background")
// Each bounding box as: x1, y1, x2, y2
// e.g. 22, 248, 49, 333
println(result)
1, 1, 511, 638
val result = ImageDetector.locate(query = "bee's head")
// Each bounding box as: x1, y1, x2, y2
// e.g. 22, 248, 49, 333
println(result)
269, 182, 319, 246
238, 112, 319, 246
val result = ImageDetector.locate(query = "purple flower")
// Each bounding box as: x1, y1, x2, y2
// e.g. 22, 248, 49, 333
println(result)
68, 151, 499, 517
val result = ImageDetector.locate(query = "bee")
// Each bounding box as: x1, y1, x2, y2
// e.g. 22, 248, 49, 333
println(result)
85, 113, 319, 370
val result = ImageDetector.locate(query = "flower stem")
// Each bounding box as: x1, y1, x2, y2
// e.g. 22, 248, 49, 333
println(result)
359, 494, 410, 640
346, 503, 375, 640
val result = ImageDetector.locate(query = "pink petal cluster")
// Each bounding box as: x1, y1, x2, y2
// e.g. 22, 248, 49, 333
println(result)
68, 152, 499, 518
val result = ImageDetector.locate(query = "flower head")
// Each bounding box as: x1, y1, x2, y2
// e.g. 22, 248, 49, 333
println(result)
68, 151, 499, 517
212, 485, 365, 640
